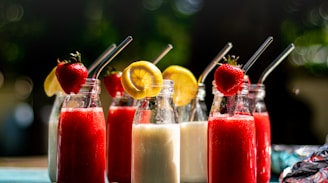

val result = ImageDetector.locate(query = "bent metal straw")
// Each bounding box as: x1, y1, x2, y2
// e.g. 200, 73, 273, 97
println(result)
189, 42, 233, 121
92, 36, 133, 79
258, 43, 295, 83
88, 43, 117, 75
242, 36, 273, 74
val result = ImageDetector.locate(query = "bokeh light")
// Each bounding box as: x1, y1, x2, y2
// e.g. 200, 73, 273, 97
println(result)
175, 0, 202, 15
14, 102, 34, 128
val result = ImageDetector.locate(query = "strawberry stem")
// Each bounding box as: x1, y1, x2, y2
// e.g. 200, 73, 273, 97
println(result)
107, 65, 116, 73
69, 51, 82, 63
223, 55, 239, 66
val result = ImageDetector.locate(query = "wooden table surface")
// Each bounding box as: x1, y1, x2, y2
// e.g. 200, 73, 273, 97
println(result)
0, 156, 47, 168
0, 156, 280, 183
0, 156, 50, 183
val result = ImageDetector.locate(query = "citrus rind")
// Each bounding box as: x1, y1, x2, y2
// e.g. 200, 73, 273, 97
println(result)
121, 61, 163, 99
162, 65, 198, 106
44, 66, 64, 97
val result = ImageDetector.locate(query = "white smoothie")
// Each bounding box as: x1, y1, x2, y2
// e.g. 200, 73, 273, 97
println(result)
180, 121, 207, 182
47, 92, 65, 183
132, 123, 180, 183
48, 119, 58, 182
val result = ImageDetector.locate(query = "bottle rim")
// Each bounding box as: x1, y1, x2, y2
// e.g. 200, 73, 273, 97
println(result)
78, 78, 101, 94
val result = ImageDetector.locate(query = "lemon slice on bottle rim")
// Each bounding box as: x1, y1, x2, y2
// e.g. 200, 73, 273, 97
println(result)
162, 65, 198, 106
44, 66, 64, 97
121, 61, 163, 99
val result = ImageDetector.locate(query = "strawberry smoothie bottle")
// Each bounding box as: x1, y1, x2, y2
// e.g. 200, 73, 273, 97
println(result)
208, 81, 256, 183
47, 91, 66, 182
131, 79, 180, 183
248, 83, 271, 183
106, 92, 136, 183
57, 78, 106, 183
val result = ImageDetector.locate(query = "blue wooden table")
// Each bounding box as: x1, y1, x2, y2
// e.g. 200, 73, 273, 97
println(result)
0, 156, 281, 183
0, 168, 279, 183
0, 167, 49, 183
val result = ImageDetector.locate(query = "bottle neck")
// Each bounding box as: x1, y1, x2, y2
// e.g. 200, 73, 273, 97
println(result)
111, 92, 137, 107
196, 83, 206, 100
248, 83, 265, 100
210, 80, 252, 117
234, 82, 251, 115
134, 79, 177, 124
79, 78, 101, 95
63, 78, 102, 108
188, 83, 208, 122
158, 79, 174, 97
248, 83, 267, 113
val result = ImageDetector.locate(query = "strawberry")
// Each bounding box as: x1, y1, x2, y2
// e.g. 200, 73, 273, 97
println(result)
55, 51, 88, 94
214, 55, 244, 96
103, 66, 124, 98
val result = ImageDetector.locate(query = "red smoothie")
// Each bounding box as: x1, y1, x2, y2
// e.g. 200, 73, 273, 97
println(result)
254, 112, 271, 183
106, 106, 136, 182
57, 107, 106, 183
208, 114, 256, 183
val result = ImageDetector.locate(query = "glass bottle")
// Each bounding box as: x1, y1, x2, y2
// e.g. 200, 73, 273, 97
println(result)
131, 79, 180, 183
248, 83, 271, 183
106, 92, 137, 183
48, 91, 66, 182
180, 83, 208, 183
57, 78, 106, 183
188, 83, 208, 121
208, 81, 256, 183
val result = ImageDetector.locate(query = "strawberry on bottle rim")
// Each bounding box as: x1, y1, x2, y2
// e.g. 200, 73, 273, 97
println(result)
55, 51, 88, 94
213, 55, 245, 96
103, 66, 125, 98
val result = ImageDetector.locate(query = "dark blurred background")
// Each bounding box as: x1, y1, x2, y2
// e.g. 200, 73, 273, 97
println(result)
1, 0, 328, 156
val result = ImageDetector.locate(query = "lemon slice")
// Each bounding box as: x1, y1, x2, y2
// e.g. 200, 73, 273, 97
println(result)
121, 61, 163, 99
44, 66, 64, 97
162, 65, 197, 106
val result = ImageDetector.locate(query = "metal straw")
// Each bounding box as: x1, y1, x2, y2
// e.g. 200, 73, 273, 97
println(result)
92, 36, 133, 79
88, 43, 117, 75
189, 42, 233, 121
152, 44, 173, 65
198, 42, 233, 83
258, 43, 295, 83
242, 36, 273, 74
